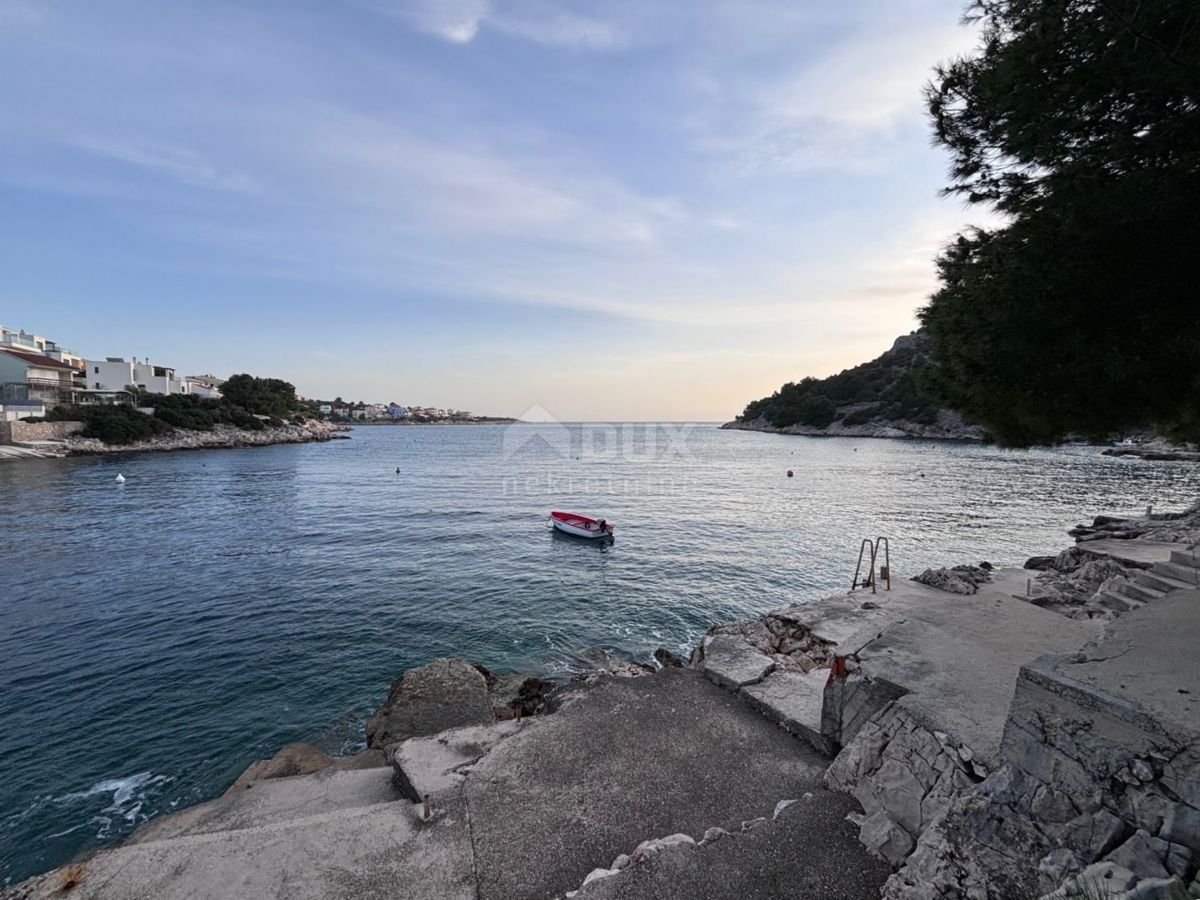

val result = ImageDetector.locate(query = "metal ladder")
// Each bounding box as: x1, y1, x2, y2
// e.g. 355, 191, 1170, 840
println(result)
851, 537, 892, 593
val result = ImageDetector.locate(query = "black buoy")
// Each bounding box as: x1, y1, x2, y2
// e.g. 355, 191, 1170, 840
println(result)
395, 467, 400, 474
786, 469, 794, 478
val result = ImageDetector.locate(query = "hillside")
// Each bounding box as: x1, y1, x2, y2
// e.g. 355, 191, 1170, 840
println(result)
724, 332, 983, 440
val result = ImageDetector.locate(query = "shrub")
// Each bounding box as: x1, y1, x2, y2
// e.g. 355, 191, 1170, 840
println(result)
52, 404, 173, 445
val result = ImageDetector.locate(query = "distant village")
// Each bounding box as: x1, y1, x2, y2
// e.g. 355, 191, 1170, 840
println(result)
0, 323, 495, 424
310, 400, 493, 423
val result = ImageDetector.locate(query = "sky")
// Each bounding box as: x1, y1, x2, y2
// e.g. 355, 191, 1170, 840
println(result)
0, 0, 985, 421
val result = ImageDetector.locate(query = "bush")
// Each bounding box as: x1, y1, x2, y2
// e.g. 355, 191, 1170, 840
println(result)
51, 405, 173, 445
841, 406, 878, 427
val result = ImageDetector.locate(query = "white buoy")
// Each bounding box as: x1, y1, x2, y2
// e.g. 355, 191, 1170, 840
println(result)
115, 473, 126, 484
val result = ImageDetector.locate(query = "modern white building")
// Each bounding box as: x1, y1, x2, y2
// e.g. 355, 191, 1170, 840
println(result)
1, 325, 85, 370
84, 357, 187, 395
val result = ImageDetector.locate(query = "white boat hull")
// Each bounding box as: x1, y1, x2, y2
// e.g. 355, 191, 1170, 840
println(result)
551, 518, 612, 539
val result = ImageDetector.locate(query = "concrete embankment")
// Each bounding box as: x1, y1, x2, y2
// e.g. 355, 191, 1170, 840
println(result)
4, 505, 1197, 900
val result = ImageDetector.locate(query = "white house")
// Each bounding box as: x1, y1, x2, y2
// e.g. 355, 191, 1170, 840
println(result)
1, 325, 84, 371
85, 357, 186, 395
0, 348, 80, 420
184, 381, 222, 399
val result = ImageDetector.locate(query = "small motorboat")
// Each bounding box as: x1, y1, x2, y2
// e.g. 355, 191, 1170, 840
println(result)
550, 510, 614, 539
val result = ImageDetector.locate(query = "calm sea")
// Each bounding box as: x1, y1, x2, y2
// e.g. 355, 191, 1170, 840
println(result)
1, 423, 1196, 883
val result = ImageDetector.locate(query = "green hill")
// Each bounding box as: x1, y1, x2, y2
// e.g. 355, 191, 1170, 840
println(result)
728, 332, 980, 439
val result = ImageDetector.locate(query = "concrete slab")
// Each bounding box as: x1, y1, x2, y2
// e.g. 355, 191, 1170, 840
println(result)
842, 573, 1098, 764
464, 668, 842, 900
741, 669, 832, 755
1039, 590, 1200, 731
700, 633, 775, 689
392, 719, 529, 801
127, 766, 399, 844
5, 799, 475, 900
576, 790, 890, 900
1071, 539, 1183, 568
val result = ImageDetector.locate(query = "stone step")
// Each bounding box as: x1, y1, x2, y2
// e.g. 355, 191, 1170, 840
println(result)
1095, 590, 1143, 613
1115, 580, 1164, 604
8, 796, 475, 900
127, 765, 399, 845
1135, 568, 1199, 595
1169, 548, 1200, 569
739, 668, 833, 756
1148, 562, 1200, 589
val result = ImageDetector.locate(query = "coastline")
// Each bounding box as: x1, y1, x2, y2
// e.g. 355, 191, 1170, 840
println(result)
8, 501, 1197, 899
720, 416, 983, 442
0, 419, 349, 461
349, 418, 518, 426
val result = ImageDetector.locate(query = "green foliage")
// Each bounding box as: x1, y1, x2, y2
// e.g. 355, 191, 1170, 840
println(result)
921, 0, 1200, 445
50, 404, 173, 445
219, 374, 299, 417
738, 335, 943, 429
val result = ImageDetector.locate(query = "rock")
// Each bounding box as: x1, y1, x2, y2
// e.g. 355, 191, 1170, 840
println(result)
861, 600, 881, 610
653, 648, 685, 668
1105, 830, 1170, 881
1127, 877, 1190, 900
366, 657, 495, 750
1025, 555, 1058, 571
773, 799, 798, 819
1038, 848, 1081, 884
700, 827, 729, 844
1130, 759, 1155, 782
581, 867, 620, 887
612, 853, 632, 869
699, 633, 775, 690
1072, 861, 1138, 894
858, 810, 914, 866
633, 833, 695, 858
509, 676, 555, 717
912, 565, 993, 595
1160, 803, 1200, 847
574, 648, 655, 679
224, 742, 334, 794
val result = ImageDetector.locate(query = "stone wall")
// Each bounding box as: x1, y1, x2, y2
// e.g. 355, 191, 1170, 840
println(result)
825, 699, 988, 867
0, 420, 84, 444
847, 593, 1200, 899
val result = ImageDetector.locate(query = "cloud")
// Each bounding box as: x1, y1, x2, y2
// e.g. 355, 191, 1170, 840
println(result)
697, 14, 980, 174
389, 0, 488, 43
74, 137, 260, 194
372, 0, 625, 48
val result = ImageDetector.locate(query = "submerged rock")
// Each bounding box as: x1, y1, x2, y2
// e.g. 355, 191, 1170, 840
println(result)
366, 657, 495, 750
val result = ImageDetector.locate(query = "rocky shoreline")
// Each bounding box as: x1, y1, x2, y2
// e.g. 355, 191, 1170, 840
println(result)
721, 413, 983, 441
63, 418, 349, 456
5, 503, 1198, 899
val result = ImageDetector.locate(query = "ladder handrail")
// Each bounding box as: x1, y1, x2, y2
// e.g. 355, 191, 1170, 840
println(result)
851, 539, 876, 592
875, 537, 891, 591
851, 536, 892, 593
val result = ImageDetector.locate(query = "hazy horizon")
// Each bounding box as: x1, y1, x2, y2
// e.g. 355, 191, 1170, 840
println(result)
2, 0, 981, 419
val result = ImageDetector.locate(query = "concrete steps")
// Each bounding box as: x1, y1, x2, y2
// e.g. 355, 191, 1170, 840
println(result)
1170, 548, 1200, 568
127, 765, 399, 845
1096, 589, 1145, 613
1136, 568, 1199, 595
1114, 580, 1163, 604
1150, 560, 1200, 587
3, 794, 475, 900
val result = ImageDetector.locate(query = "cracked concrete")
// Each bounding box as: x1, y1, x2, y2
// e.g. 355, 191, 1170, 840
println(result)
2, 669, 887, 900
